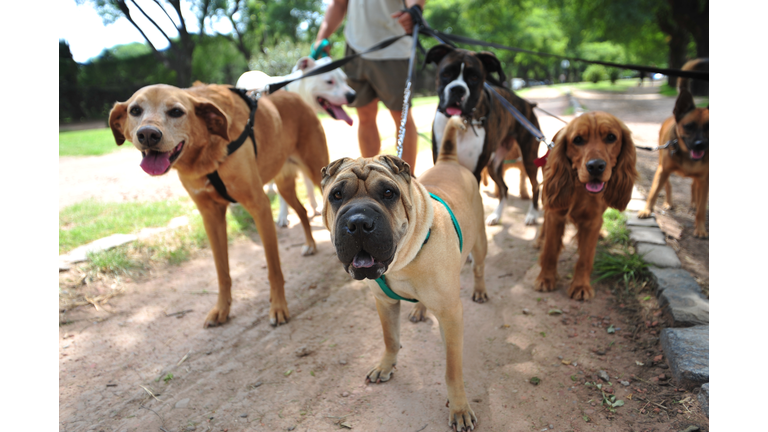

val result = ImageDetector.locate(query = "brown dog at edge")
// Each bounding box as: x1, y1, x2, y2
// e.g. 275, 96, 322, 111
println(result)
109, 83, 329, 327
637, 59, 709, 238
320, 117, 487, 430
534, 112, 637, 300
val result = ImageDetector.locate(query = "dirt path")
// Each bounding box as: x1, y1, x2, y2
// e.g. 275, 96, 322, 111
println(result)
59, 87, 708, 432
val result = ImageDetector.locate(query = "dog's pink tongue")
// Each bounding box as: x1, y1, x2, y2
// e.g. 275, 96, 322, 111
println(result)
585, 181, 605, 193
140, 151, 171, 176
446, 107, 462, 116
329, 104, 354, 126
352, 251, 375, 268
691, 149, 705, 160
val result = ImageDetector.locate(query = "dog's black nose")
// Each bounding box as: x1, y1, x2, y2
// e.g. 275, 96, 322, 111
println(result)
586, 159, 606, 176
345, 92, 356, 104
137, 126, 163, 147
449, 86, 466, 97
345, 212, 375, 235
692, 140, 708, 151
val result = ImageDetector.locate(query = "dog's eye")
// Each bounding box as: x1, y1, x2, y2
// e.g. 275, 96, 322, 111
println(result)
441, 72, 452, 80
572, 136, 584, 145
605, 133, 617, 143
129, 106, 143, 117
326, 80, 334, 85
332, 190, 342, 201
683, 123, 696, 131
168, 108, 185, 118
383, 189, 394, 199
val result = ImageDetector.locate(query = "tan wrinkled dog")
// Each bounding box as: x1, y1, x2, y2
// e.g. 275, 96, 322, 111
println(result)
109, 83, 328, 327
321, 116, 487, 431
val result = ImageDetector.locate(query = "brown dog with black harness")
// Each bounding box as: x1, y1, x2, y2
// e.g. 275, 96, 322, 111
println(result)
109, 83, 328, 327
638, 59, 709, 238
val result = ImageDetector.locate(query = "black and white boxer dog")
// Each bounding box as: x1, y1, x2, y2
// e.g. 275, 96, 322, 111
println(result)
426, 44, 542, 226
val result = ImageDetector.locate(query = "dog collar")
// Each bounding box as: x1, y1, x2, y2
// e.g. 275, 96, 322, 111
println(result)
374, 192, 463, 303
206, 88, 259, 203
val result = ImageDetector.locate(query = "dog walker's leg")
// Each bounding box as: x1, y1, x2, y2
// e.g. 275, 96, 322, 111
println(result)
534, 208, 567, 292
693, 176, 709, 238
638, 166, 671, 218
433, 304, 477, 431
366, 296, 401, 383
196, 199, 233, 328
567, 218, 601, 300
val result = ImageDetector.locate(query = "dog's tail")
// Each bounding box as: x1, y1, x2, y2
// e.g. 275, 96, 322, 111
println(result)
677, 58, 708, 93
436, 116, 465, 165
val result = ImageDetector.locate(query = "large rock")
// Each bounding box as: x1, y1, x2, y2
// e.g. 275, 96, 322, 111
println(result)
626, 212, 659, 228
660, 326, 709, 390
636, 243, 681, 268
60, 233, 138, 264
629, 226, 666, 245
649, 267, 708, 326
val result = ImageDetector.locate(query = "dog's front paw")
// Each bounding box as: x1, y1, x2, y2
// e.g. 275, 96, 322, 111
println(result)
269, 302, 290, 326
693, 226, 708, 239
408, 303, 428, 323
203, 304, 230, 328
534, 274, 556, 292
366, 362, 396, 384
448, 401, 477, 432
472, 289, 488, 303
568, 283, 595, 300
636, 209, 653, 219
301, 243, 317, 256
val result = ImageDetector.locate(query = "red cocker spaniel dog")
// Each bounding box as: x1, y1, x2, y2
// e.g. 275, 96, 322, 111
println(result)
534, 112, 637, 299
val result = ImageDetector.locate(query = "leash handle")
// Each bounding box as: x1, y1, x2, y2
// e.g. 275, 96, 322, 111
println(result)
310, 39, 330, 60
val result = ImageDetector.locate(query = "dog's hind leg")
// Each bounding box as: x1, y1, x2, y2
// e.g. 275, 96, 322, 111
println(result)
302, 173, 321, 217
471, 224, 488, 303
522, 154, 540, 225
274, 171, 317, 256
517, 162, 530, 200
485, 147, 509, 226
692, 176, 708, 238
407, 303, 428, 323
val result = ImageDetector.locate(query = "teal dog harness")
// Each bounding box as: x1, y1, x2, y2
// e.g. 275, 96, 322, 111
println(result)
374, 192, 463, 303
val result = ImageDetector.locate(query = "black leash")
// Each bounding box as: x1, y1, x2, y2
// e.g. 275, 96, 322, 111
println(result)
205, 88, 259, 203
636, 139, 679, 153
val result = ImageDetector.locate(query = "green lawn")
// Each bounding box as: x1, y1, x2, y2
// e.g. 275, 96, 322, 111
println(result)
59, 128, 124, 156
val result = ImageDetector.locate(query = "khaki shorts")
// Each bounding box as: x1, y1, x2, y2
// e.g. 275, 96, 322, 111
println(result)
344, 44, 411, 111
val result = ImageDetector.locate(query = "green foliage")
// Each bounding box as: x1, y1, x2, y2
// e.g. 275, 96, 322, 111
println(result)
59, 128, 122, 156
192, 34, 249, 85
86, 246, 141, 275
583, 64, 607, 83
602, 209, 629, 245
592, 249, 648, 288
247, 40, 313, 77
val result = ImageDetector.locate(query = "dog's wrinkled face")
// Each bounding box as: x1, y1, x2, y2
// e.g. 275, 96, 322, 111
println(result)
293, 56, 356, 125
672, 89, 709, 161
109, 84, 229, 176
563, 112, 628, 193
425, 44, 505, 117
320, 156, 413, 280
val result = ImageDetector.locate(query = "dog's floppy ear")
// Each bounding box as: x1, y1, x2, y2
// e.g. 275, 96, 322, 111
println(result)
542, 127, 574, 210
108, 102, 128, 145
425, 44, 455, 66
603, 120, 638, 211
295, 56, 316, 72
379, 155, 412, 184
476, 51, 506, 84
673, 88, 696, 123
321, 157, 351, 190
194, 99, 230, 141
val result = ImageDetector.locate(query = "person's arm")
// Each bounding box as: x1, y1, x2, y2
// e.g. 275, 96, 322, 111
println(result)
314, 0, 349, 56
391, 0, 426, 35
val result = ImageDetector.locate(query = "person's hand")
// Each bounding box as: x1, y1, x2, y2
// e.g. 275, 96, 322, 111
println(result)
312, 39, 332, 59
391, 10, 414, 35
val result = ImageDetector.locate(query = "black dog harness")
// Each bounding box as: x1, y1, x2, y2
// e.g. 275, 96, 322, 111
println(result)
206, 88, 259, 203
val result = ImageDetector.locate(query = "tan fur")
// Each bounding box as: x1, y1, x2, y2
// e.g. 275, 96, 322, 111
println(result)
320, 116, 487, 430
109, 83, 329, 327
638, 60, 709, 238
534, 112, 637, 300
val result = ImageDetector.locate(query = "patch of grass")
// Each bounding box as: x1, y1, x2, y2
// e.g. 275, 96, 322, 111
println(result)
592, 248, 648, 288
86, 246, 141, 275
602, 208, 630, 246
557, 79, 639, 93
659, 84, 677, 97
59, 128, 123, 156
59, 198, 189, 254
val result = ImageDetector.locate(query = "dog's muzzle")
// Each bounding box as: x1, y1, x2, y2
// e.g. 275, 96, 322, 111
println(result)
334, 202, 396, 280
689, 139, 708, 160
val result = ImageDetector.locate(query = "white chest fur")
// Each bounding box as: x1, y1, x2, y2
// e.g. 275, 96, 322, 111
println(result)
433, 111, 485, 173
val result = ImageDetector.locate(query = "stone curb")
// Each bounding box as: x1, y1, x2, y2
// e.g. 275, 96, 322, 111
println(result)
622, 190, 709, 417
